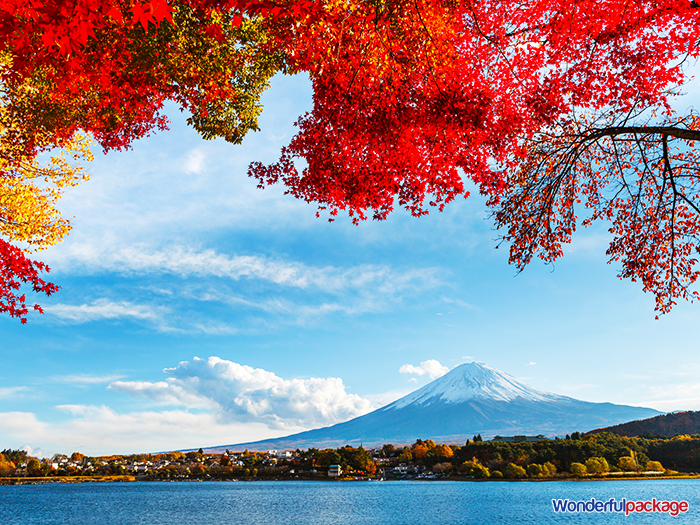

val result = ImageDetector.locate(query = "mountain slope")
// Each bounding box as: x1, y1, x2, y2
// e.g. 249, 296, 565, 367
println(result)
204, 362, 662, 452
589, 410, 700, 437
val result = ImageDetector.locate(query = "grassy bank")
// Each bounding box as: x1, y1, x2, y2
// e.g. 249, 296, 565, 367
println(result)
0, 475, 136, 485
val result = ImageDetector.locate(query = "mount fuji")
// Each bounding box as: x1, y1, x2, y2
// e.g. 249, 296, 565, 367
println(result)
205, 362, 661, 452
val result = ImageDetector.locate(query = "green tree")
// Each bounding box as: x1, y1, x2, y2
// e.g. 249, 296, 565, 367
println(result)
618, 456, 638, 472
1, 449, 27, 464
526, 464, 543, 478
26, 458, 43, 476
316, 449, 342, 468
190, 465, 207, 478
543, 461, 557, 476
646, 461, 664, 472
471, 464, 490, 479
348, 446, 375, 474
504, 463, 526, 479
398, 447, 412, 463
570, 463, 587, 477
585, 457, 610, 475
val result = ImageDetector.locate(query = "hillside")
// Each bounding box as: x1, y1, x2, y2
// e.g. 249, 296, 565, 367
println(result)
589, 410, 700, 437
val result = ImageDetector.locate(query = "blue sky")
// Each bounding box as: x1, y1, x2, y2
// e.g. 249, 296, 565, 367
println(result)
2, 73, 700, 457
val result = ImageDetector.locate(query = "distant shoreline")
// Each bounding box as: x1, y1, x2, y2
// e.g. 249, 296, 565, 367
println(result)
0, 475, 136, 485
4, 474, 700, 485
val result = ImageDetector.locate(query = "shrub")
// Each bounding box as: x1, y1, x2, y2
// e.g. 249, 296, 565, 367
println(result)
432, 462, 452, 475
526, 464, 543, 478
471, 464, 490, 479
543, 461, 556, 476
618, 456, 637, 472
570, 463, 587, 477
585, 457, 609, 475
504, 463, 526, 479
646, 461, 664, 472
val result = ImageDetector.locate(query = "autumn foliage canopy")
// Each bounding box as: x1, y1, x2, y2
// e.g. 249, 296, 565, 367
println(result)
1, 0, 700, 320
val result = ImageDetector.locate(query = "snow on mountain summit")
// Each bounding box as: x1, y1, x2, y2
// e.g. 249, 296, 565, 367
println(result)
387, 362, 568, 409
208, 360, 662, 451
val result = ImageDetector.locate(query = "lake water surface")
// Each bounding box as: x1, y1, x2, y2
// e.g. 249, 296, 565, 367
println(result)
2, 479, 698, 524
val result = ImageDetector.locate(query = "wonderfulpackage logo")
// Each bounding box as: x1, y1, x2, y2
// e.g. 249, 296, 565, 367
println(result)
552, 498, 689, 517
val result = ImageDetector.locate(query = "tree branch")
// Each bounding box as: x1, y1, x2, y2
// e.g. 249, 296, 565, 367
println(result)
585, 126, 700, 142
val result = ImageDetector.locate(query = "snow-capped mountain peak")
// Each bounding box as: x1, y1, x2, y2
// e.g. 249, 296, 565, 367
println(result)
209, 360, 662, 451
387, 362, 567, 409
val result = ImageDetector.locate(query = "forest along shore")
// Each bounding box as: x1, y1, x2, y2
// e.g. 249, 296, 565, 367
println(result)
3, 432, 700, 483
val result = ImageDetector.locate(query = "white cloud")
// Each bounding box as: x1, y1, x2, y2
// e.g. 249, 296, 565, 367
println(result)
41, 247, 441, 330
51, 374, 124, 385
363, 388, 413, 408
0, 407, 284, 457
565, 231, 612, 255
638, 382, 700, 412
21, 445, 48, 458
0, 387, 28, 399
108, 381, 215, 409
184, 148, 206, 174
0, 411, 47, 436
399, 359, 450, 379
189, 289, 390, 318
109, 356, 373, 430
52, 245, 440, 296
0, 357, 387, 456
441, 297, 479, 310
185, 321, 240, 336
45, 299, 163, 323
558, 383, 597, 392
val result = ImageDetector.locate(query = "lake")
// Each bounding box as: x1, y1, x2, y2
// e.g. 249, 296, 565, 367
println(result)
2, 479, 698, 524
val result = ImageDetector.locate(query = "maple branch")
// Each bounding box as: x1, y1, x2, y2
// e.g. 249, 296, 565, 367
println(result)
610, 136, 634, 198
584, 126, 700, 142
663, 134, 700, 217
662, 134, 680, 296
